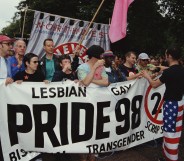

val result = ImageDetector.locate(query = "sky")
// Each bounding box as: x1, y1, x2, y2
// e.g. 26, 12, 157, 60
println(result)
0, 0, 20, 32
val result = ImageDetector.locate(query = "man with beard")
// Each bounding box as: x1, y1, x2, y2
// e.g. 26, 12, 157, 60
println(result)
0, 35, 14, 85
142, 47, 184, 161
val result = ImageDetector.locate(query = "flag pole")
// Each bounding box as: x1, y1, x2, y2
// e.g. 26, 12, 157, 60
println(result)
78, 0, 105, 46
21, 5, 28, 38
72, 0, 105, 57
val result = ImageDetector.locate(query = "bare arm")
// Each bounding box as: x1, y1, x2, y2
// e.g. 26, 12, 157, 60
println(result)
92, 77, 109, 86
127, 72, 142, 81
142, 70, 163, 88
81, 67, 96, 86
80, 60, 105, 86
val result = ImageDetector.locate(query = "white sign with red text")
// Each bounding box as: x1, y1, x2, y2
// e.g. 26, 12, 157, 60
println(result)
26, 11, 110, 59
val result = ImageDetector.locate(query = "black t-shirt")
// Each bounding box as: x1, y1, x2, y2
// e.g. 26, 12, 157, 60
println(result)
52, 71, 77, 82
14, 70, 45, 82
119, 64, 138, 77
159, 65, 184, 101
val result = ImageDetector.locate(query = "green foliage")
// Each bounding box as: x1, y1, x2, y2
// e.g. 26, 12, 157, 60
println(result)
1, 0, 184, 55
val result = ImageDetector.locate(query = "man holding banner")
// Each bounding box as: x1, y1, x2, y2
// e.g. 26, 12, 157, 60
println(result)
142, 47, 184, 161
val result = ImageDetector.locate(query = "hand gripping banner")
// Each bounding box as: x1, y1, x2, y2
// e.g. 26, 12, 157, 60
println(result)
0, 79, 165, 160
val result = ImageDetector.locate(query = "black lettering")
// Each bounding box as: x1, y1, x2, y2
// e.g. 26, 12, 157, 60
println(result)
86, 145, 92, 153
112, 141, 118, 149
9, 152, 17, 161
32, 88, 39, 98
33, 104, 60, 148
96, 102, 110, 140
111, 87, 119, 95
8, 104, 32, 146
151, 92, 162, 115
140, 130, 145, 139
117, 139, 123, 148
66, 87, 69, 97
49, 88, 56, 98
93, 144, 99, 153
57, 87, 64, 97
120, 86, 126, 94
20, 149, 27, 157
71, 103, 94, 143
60, 103, 69, 145
131, 95, 142, 129
99, 143, 105, 153
78, 87, 86, 97
68, 86, 77, 97
145, 121, 150, 128
115, 98, 130, 135
40, 87, 48, 98
124, 84, 131, 91
16, 149, 21, 160
107, 142, 113, 151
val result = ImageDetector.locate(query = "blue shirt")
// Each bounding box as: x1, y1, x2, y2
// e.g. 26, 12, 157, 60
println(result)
9, 56, 25, 78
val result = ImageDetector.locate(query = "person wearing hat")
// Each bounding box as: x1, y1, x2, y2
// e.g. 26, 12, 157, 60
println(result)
136, 52, 156, 76
0, 35, 14, 85
77, 45, 108, 87
102, 50, 126, 83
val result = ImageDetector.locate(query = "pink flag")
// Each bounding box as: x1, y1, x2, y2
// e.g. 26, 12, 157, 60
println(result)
109, 0, 134, 43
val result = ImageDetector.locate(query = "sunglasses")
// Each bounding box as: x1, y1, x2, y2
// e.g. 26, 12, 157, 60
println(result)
141, 59, 149, 62
1, 42, 13, 46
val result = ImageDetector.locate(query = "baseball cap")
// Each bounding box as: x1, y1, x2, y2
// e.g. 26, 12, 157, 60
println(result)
0, 35, 15, 43
138, 53, 150, 60
102, 50, 114, 57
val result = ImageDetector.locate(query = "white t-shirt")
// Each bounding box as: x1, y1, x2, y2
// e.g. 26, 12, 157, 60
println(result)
0, 56, 8, 79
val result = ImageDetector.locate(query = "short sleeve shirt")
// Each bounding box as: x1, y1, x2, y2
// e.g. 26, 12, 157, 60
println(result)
159, 65, 184, 101
77, 63, 108, 81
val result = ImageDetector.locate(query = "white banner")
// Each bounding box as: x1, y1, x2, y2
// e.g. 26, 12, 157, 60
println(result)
26, 11, 110, 60
0, 79, 165, 161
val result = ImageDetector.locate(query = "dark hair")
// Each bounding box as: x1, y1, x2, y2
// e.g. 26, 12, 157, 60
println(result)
87, 45, 104, 59
165, 47, 181, 60
43, 38, 53, 46
23, 53, 38, 67
59, 54, 71, 63
125, 51, 136, 58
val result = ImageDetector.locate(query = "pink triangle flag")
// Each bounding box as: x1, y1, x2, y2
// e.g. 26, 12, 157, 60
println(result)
109, 0, 134, 43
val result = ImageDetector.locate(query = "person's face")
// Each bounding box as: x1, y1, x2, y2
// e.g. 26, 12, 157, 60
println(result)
60, 59, 71, 68
127, 53, 136, 65
105, 56, 114, 67
27, 57, 39, 71
44, 40, 54, 54
139, 59, 149, 67
114, 56, 120, 65
150, 59, 156, 66
0, 41, 13, 57
14, 40, 26, 56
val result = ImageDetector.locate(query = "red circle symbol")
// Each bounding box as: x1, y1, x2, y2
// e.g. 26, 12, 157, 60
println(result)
144, 85, 164, 125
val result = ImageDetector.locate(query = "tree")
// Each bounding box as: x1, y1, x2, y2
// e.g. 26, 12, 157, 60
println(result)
159, 0, 184, 52
2, 0, 180, 56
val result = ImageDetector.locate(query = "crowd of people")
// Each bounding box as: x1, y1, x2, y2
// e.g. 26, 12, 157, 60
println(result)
1, 34, 184, 161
